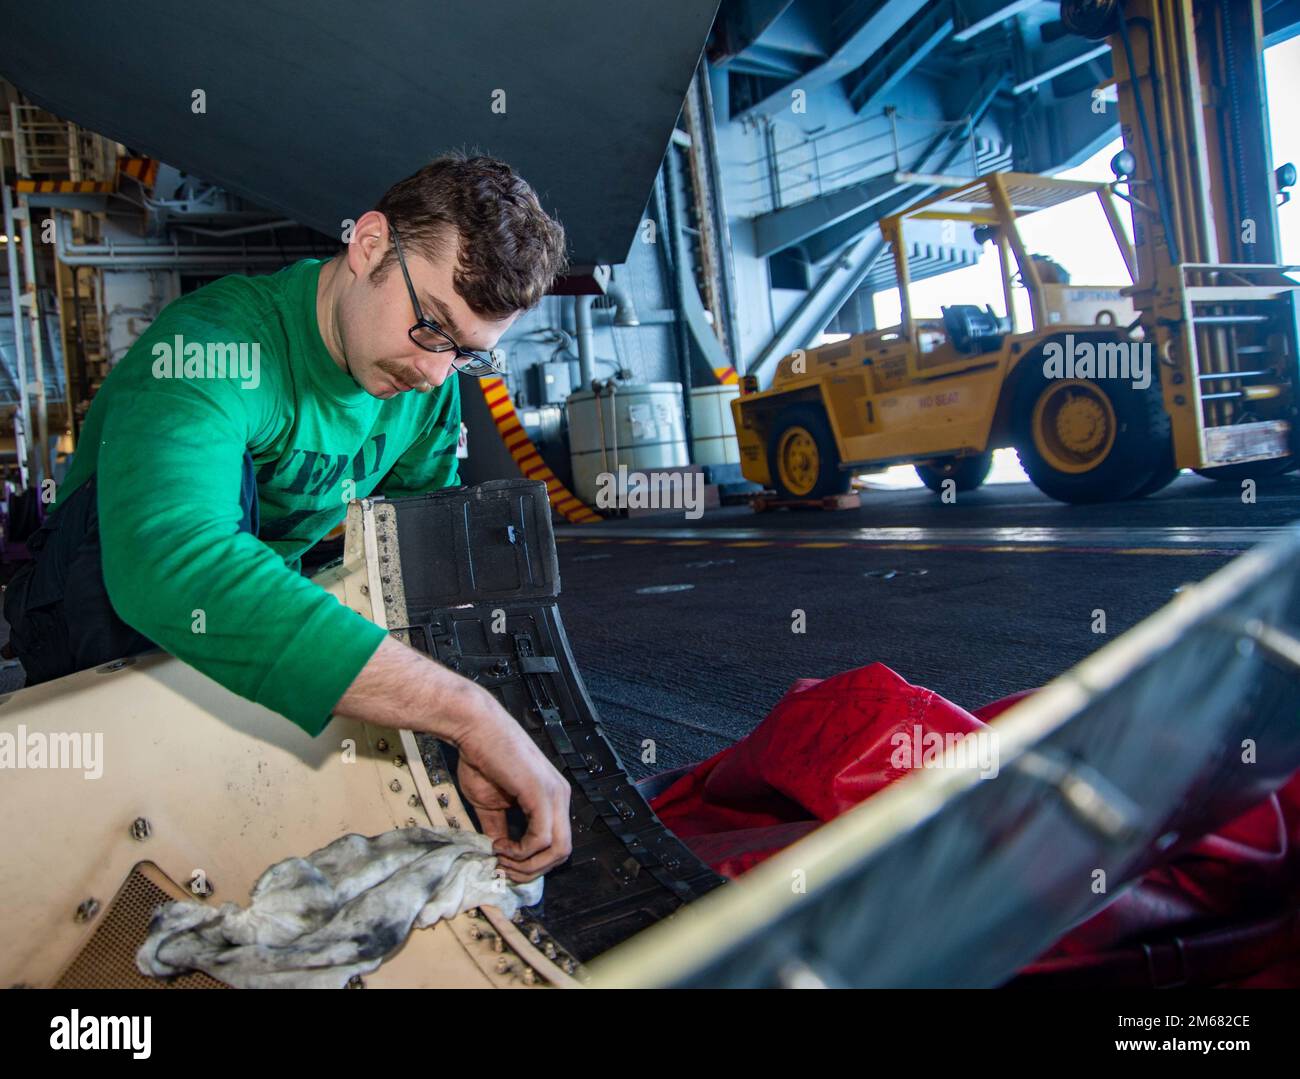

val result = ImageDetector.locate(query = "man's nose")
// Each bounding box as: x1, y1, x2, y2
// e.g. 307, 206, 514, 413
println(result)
411, 351, 455, 386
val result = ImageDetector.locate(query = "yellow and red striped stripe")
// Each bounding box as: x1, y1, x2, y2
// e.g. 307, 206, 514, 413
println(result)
117, 156, 160, 190
15, 179, 113, 194
480, 377, 602, 524
713, 365, 739, 384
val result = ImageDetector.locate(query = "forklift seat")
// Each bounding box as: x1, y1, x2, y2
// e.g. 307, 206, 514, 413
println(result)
941, 304, 1009, 355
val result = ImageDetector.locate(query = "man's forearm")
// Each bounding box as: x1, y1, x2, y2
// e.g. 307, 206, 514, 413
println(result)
333, 635, 482, 743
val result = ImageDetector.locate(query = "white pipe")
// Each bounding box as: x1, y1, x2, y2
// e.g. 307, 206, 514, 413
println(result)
575, 294, 595, 390
17, 195, 47, 491
1, 182, 32, 488
54, 213, 321, 268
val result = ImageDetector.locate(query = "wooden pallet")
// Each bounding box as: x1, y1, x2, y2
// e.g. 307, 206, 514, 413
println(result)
749, 490, 861, 513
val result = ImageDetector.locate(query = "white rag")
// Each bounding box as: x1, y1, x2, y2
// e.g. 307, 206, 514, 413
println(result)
136, 827, 543, 989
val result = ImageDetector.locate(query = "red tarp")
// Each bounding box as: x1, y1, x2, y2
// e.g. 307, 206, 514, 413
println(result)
649, 663, 1300, 987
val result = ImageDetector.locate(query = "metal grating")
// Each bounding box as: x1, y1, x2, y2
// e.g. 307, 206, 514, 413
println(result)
926, 178, 1096, 218
53, 861, 229, 989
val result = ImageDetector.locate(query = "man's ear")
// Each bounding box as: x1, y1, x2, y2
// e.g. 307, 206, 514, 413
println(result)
345, 210, 390, 280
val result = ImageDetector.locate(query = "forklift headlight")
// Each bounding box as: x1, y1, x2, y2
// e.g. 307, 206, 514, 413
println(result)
1110, 149, 1137, 180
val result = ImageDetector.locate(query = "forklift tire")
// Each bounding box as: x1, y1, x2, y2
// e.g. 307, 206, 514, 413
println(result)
1128, 460, 1180, 498
915, 452, 993, 494
1126, 439, 1180, 499
1192, 457, 1298, 483
766, 405, 851, 500
1013, 348, 1171, 504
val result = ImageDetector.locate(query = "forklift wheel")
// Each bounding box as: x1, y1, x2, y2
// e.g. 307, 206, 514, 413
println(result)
1128, 460, 1180, 498
1124, 434, 1180, 499
1013, 352, 1171, 504
915, 452, 993, 495
766, 405, 850, 500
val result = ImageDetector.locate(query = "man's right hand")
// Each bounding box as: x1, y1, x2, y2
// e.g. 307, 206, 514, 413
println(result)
334, 635, 572, 882
445, 681, 572, 882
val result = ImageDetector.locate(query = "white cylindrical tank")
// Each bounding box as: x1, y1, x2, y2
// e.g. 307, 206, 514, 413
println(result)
688, 384, 741, 467
566, 383, 689, 506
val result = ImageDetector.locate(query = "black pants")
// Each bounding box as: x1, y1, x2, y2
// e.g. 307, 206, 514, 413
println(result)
4, 452, 260, 686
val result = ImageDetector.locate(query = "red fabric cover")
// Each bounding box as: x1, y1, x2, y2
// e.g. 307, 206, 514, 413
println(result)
649, 663, 1300, 985
652, 664, 987, 876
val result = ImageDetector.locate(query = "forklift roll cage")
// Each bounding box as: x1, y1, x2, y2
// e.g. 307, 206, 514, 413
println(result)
885, 171, 1139, 344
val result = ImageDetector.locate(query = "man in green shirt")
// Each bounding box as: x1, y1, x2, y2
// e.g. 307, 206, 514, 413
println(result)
6, 152, 573, 882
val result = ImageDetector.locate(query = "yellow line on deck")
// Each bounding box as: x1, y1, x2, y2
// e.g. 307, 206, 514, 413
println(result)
557, 533, 1239, 558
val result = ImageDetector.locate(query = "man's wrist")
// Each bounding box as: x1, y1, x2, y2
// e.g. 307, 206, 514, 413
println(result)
335, 634, 480, 743
417, 662, 481, 745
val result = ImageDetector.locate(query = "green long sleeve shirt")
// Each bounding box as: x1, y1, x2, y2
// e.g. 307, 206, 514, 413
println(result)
57, 258, 462, 735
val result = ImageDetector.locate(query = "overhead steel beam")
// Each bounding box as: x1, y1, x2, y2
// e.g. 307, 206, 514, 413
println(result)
952, 0, 1044, 42
710, 0, 799, 65
753, 167, 920, 259
727, 47, 809, 80
1263, 0, 1300, 45
847, 6, 955, 114
800, 188, 918, 265
735, 0, 929, 123
1012, 42, 1110, 94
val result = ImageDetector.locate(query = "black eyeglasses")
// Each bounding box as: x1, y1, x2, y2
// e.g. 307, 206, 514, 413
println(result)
389, 223, 504, 378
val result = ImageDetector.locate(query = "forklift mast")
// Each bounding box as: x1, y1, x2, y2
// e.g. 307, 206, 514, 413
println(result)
1065, 0, 1300, 470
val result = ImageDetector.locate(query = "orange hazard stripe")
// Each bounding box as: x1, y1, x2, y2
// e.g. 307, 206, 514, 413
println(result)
713, 365, 739, 384
117, 157, 160, 189
16, 179, 113, 194
479, 377, 602, 524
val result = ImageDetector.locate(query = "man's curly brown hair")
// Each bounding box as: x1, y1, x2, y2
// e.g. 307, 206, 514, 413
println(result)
372, 150, 568, 319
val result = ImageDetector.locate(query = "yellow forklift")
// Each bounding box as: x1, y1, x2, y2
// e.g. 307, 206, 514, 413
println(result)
733, 0, 1300, 504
